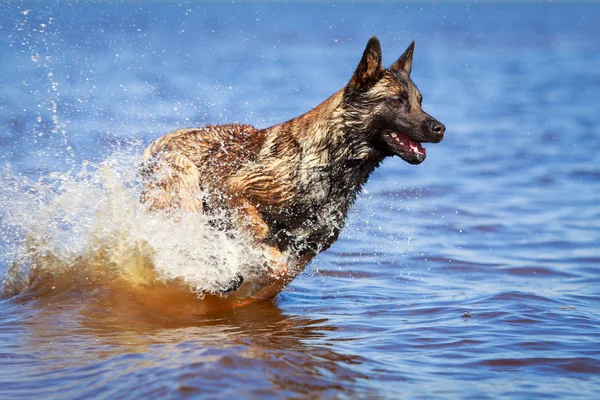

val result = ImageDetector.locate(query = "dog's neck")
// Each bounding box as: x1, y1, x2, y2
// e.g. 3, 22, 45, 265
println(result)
294, 89, 382, 169
273, 89, 383, 207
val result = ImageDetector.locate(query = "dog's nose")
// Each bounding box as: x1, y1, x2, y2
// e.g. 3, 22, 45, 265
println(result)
432, 123, 445, 135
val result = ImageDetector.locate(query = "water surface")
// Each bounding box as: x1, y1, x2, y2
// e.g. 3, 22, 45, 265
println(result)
1, 1, 599, 398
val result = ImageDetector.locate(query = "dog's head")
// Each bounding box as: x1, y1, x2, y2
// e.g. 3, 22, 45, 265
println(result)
344, 37, 445, 165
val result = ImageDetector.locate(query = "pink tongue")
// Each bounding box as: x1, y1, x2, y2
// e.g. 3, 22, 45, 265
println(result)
392, 132, 426, 156
410, 140, 426, 156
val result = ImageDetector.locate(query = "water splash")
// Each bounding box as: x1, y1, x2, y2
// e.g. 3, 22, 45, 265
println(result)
13, 5, 75, 167
0, 151, 271, 300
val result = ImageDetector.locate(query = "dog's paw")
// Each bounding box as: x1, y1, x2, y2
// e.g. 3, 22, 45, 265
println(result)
218, 272, 244, 295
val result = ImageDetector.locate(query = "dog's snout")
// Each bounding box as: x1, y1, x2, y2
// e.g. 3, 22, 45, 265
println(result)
430, 121, 445, 141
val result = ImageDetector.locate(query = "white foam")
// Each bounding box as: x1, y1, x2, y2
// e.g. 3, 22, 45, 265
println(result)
0, 151, 270, 297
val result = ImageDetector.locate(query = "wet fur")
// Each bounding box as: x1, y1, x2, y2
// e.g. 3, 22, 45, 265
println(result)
141, 36, 445, 304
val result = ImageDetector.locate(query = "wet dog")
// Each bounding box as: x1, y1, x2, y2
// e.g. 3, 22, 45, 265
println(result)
141, 36, 445, 305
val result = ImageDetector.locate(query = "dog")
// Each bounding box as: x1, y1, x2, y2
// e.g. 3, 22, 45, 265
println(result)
140, 36, 445, 305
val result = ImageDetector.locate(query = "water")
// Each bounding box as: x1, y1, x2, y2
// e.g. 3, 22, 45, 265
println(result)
1, 1, 599, 398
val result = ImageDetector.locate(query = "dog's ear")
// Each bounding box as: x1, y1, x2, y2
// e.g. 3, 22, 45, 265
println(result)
349, 36, 383, 90
390, 41, 415, 76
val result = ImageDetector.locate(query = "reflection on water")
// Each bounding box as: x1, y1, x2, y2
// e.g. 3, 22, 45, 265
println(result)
6, 291, 368, 398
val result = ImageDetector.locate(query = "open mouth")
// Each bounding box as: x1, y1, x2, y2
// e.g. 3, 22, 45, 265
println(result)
383, 131, 426, 164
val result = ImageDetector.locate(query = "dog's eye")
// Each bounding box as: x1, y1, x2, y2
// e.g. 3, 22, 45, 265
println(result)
395, 97, 407, 106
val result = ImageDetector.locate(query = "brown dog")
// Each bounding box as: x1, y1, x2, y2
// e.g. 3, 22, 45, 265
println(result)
141, 36, 445, 305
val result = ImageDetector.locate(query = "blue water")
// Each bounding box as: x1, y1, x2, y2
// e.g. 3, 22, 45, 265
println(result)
1, 1, 599, 398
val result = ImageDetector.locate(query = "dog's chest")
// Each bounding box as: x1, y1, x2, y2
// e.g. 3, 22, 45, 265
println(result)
269, 162, 369, 255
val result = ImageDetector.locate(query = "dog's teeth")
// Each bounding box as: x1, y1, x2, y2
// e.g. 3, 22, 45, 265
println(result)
391, 133, 398, 139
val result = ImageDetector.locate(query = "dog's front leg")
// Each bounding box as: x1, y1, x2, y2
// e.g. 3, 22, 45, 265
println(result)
235, 198, 270, 240
226, 162, 297, 286
232, 198, 288, 279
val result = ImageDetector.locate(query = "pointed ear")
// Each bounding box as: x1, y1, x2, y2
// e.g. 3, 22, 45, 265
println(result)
349, 36, 383, 90
390, 41, 415, 75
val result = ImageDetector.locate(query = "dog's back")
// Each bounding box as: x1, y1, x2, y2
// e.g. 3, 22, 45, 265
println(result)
141, 124, 266, 213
